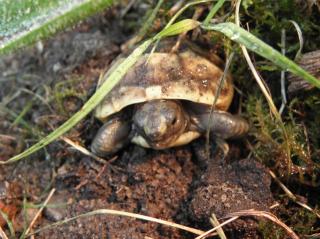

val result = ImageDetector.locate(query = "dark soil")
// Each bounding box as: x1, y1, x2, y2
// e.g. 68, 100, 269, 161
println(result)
0, 8, 275, 239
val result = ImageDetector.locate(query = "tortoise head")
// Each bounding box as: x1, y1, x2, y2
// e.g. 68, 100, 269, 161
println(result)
133, 100, 188, 149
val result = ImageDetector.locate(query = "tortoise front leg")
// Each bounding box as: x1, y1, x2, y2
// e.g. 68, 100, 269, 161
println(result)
91, 115, 131, 157
194, 111, 249, 157
197, 111, 249, 139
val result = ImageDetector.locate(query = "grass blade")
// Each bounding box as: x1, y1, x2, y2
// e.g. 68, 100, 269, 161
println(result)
28, 209, 205, 237
155, 19, 200, 39
201, 22, 320, 89
0, 0, 114, 55
203, 0, 226, 25
0, 210, 15, 238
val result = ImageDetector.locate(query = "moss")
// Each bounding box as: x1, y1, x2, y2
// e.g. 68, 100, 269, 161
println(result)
53, 77, 87, 117
259, 207, 317, 238
245, 95, 318, 176
293, 92, 320, 161
259, 221, 286, 239
289, 208, 317, 235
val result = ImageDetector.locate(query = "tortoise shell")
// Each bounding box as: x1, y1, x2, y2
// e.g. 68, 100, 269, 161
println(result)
95, 44, 234, 121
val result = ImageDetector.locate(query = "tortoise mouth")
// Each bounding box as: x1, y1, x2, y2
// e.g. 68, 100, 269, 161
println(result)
144, 133, 181, 149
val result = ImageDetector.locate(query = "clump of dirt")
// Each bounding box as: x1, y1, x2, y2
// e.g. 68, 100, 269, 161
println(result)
189, 155, 273, 236
190, 156, 272, 221
172, 141, 273, 238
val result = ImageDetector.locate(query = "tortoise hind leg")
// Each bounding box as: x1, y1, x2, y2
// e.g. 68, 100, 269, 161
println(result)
198, 111, 249, 139
91, 115, 131, 157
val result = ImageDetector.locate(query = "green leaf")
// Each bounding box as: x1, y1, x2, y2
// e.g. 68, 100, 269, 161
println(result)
201, 22, 320, 89
0, 0, 114, 55
203, 0, 226, 25
155, 19, 200, 39
1, 39, 153, 164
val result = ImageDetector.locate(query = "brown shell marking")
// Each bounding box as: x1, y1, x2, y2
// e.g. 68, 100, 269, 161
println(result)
95, 50, 233, 121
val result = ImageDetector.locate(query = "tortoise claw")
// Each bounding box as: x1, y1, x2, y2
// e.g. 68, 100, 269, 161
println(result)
216, 138, 230, 159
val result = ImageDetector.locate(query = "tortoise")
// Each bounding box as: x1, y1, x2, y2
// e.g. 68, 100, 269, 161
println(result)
91, 40, 249, 157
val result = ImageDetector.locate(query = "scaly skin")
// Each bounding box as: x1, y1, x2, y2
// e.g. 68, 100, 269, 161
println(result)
91, 100, 249, 156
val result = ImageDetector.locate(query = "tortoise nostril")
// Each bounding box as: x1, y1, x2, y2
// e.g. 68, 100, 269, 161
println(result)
171, 117, 177, 125
150, 132, 160, 138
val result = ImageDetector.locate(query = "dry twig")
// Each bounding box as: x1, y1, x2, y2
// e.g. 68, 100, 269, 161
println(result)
0, 226, 8, 239
24, 188, 56, 236
226, 210, 299, 239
